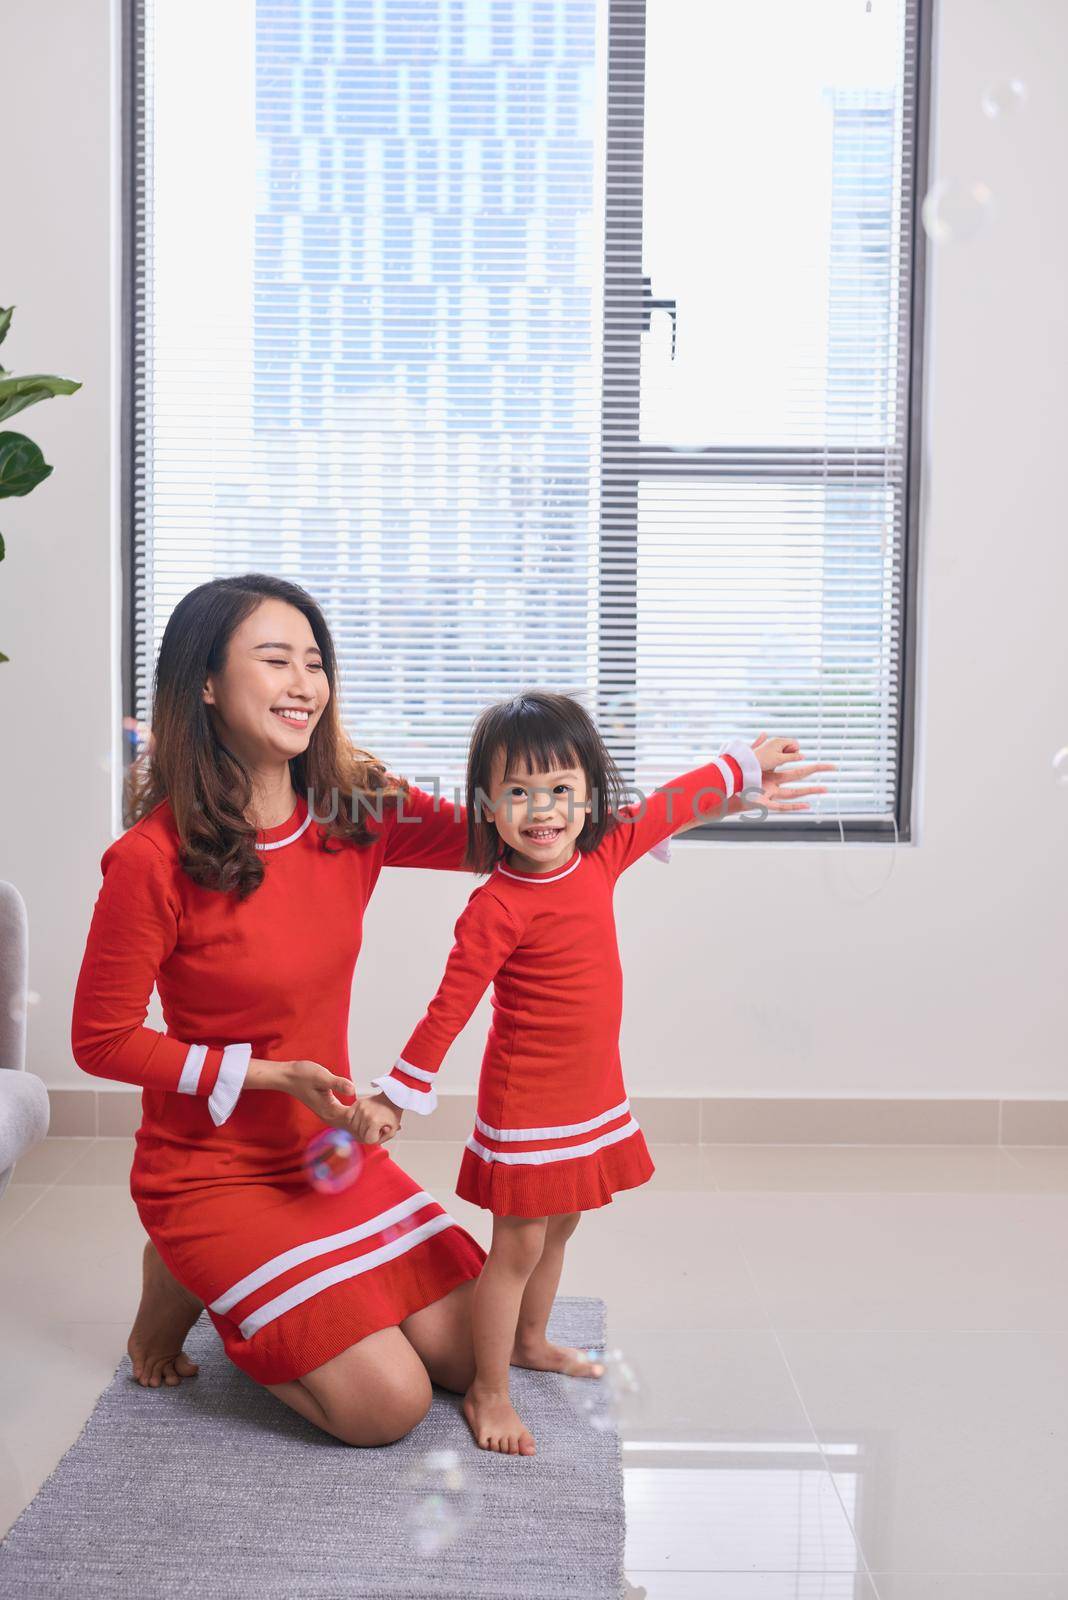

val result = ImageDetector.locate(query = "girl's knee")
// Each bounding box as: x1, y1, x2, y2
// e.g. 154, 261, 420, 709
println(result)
490, 1213, 548, 1269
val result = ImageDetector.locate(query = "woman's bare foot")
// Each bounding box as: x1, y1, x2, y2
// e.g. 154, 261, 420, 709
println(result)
511, 1336, 605, 1378
127, 1240, 204, 1388
462, 1381, 537, 1455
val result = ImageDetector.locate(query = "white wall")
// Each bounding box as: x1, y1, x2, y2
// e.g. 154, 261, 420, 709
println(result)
1, 0, 1065, 1100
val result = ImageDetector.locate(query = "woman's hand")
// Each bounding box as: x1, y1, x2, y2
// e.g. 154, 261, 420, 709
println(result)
276, 1059, 362, 1129
345, 1091, 403, 1146
742, 731, 837, 813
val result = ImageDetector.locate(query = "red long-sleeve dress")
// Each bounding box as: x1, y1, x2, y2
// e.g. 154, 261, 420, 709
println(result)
370, 741, 762, 1219
70, 784, 486, 1386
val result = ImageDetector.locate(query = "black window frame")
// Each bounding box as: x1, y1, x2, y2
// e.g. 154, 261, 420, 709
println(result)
122, 0, 932, 842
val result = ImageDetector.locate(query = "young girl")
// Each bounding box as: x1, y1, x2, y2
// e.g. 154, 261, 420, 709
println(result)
348, 692, 824, 1456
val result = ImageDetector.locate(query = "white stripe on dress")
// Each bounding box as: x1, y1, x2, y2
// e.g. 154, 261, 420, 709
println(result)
474, 1097, 631, 1143
709, 756, 736, 801
465, 1116, 641, 1167
177, 1043, 207, 1095
496, 852, 582, 884
395, 1057, 437, 1083
232, 1212, 458, 1340
255, 810, 314, 852
209, 1190, 445, 1316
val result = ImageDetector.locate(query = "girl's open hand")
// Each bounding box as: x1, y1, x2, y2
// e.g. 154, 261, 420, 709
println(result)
747, 732, 837, 813
346, 1090, 403, 1145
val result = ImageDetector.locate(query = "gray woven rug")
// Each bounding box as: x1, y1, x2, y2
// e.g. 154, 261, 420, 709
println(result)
0, 1295, 624, 1599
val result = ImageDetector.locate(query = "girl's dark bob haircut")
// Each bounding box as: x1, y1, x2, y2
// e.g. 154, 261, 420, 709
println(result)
464, 690, 627, 874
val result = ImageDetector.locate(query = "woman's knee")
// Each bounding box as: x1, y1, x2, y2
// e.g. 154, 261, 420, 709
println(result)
286, 1327, 434, 1448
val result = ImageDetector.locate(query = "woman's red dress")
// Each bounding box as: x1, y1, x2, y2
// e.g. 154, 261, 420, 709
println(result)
70, 785, 486, 1385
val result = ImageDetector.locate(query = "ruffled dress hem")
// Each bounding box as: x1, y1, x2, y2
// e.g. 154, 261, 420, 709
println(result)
455, 1127, 655, 1218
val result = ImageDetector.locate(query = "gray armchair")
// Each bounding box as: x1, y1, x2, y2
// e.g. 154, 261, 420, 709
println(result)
0, 881, 50, 1199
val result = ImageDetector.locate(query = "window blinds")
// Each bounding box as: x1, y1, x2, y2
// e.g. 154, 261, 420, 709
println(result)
128, 0, 925, 837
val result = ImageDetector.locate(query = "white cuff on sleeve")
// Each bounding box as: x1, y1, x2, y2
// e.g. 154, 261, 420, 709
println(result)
720, 737, 763, 804
208, 1042, 252, 1127
370, 1071, 439, 1115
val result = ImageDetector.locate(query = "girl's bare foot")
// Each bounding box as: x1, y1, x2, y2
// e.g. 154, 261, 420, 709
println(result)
127, 1240, 204, 1388
511, 1336, 605, 1378
462, 1381, 537, 1455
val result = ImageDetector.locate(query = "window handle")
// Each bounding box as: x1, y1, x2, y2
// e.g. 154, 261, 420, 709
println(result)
640, 274, 677, 360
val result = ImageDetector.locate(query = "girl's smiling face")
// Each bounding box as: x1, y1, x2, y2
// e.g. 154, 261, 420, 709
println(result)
482, 746, 592, 874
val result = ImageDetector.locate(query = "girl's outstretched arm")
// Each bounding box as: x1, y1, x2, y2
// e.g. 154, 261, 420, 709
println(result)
667, 733, 836, 839
369, 887, 525, 1116
601, 736, 765, 875
380, 781, 471, 872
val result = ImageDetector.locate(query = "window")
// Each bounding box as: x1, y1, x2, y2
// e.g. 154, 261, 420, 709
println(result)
125, 0, 929, 839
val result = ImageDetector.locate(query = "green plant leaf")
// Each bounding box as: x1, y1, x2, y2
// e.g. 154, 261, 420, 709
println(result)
0, 650, 8, 663
0, 373, 82, 424
0, 432, 53, 498
0, 530, 5, 560
0, 306, 12, 347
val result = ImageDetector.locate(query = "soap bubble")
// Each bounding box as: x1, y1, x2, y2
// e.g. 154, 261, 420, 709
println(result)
566, 1344, 647, 1434
7, 989, 40, 1025
402, 1448, 482, 1557
1052, 748, 1068, 787
302, 1127, 365, 1194
921, 178, 994, 243
981, 78, 1028, 120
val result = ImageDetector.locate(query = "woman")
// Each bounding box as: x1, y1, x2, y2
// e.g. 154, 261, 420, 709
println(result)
72, 573, 493, 1447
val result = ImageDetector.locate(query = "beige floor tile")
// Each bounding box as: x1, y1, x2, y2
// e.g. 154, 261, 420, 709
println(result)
555, 1188, 772, 1331
0, 1183, 146, 1325
600, 1327, 808, 1442
0, 1317, 130, 1545
717, 1188, 1068, 1330
7, 1137, 95, 1186
0, 1182, 51, 1241
779, 1329, 1068, 1579
704, 1143, 1034, 1193
54, 1137, 137, 1186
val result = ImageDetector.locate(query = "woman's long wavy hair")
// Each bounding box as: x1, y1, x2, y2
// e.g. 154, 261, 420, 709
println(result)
125, 573, 409, 899
463, 690, 628, 874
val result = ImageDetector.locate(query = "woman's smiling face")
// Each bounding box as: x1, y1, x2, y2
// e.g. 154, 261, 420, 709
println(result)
202, 598, 330, 766
482, 745, 591, 871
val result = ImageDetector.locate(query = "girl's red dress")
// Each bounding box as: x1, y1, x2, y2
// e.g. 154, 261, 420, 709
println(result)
70, 785, 486, 1386
370, 743, 761, 1219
